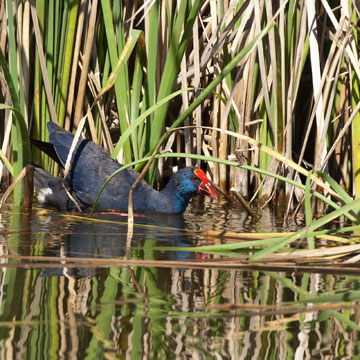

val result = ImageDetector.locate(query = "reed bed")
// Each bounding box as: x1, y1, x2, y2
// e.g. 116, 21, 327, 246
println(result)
0, 1, 360, 224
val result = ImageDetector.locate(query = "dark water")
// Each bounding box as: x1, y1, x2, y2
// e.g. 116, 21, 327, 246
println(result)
0, 197, 359, 359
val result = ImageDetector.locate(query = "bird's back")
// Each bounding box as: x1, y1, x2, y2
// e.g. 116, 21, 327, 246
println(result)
47, 123, 157, 211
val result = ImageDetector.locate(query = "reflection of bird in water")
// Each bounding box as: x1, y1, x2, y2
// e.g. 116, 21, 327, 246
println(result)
42, 212, 196, 277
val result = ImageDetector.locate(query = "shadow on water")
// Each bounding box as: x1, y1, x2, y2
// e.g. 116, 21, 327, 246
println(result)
1, 199, 360, 359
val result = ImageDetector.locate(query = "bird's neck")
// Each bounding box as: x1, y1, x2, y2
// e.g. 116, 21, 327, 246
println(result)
159, 184, 192, 214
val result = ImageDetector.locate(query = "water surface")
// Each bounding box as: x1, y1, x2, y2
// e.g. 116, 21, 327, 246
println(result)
0, 197, 358, 359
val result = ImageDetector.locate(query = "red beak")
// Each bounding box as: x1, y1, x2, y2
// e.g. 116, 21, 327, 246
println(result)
194, 169, 218, 199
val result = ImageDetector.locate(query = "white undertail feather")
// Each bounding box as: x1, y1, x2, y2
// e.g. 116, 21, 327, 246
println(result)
37, 187, 53, 204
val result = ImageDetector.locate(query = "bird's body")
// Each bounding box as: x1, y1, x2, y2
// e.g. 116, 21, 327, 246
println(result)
33, 123, 217, 214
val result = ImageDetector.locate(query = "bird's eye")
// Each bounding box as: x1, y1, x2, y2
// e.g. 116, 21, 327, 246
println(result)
192, 176, 198, 182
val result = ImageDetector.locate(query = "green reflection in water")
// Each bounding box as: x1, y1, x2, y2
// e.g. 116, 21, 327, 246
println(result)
2, 207, 360, 358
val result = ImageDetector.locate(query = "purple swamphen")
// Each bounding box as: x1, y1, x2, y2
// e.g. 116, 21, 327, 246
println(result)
33, 122, 217, 214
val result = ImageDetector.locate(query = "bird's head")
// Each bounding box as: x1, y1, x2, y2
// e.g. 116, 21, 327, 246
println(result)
167, 166, 217, 199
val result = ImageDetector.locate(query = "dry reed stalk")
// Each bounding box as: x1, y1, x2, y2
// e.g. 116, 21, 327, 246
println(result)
0, 1, 6, 52
64, 0, 87, 131
73, 0, 98, 128
266, 1, 278, 150
85, 66, 113, 151
307, 0, 327, 172
23, 165, 34, 210
279, 1, 286, 139
325, 100, 360, 171
0, 165, 27, 207
222, 3, 253, 195
255, 1, 274, 202
219, 107, 228, 191
180, 56, 192, 167
85, 103, 98, 144
260, 162, 278, 205
244, 46, 257, 197
3, 254, 360, 275
192, 9, 202, 168
0, 110, 12, 183
210, 0, 219, 185
317, 55, 342, 169
334, 84, 350, 188
255, 0, 273, 133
